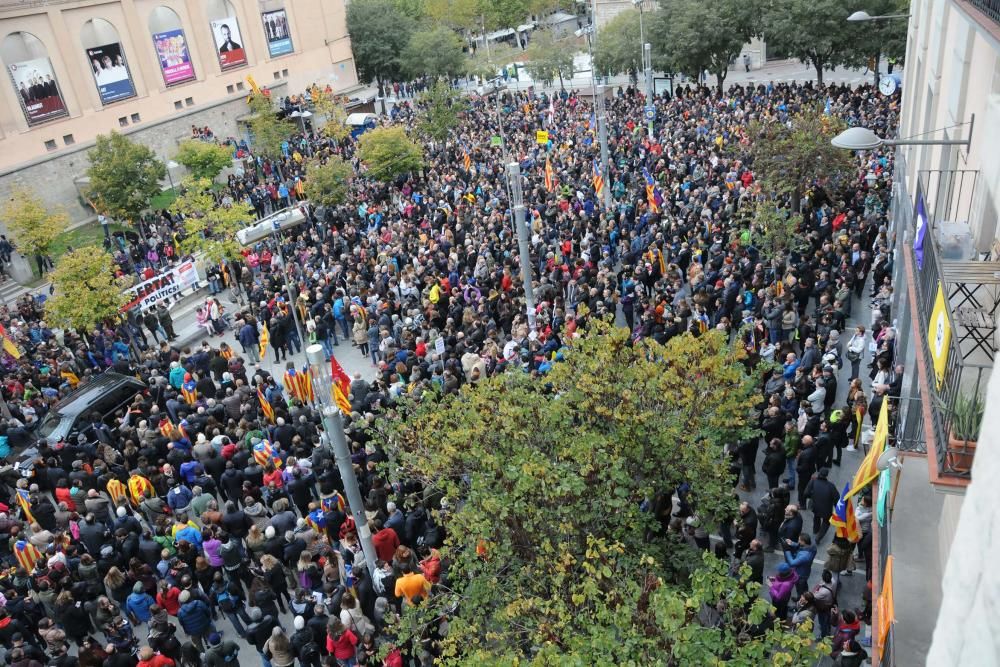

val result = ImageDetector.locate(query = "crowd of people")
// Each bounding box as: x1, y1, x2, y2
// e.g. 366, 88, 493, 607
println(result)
0, 72, 902, 666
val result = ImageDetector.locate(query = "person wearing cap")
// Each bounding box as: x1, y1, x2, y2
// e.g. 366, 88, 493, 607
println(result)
204, 630, 240, 666
767, 561, 799, 621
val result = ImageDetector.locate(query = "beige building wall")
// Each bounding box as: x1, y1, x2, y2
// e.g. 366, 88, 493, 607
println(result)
0, 0, 357, 194
899, 0, 1000, 250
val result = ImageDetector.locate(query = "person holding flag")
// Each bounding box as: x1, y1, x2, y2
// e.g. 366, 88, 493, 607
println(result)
283, 363, 304, 403
258, 385, 276, 424
642, 167, 663, 213
259, 321, 270, 362
128, 473, 157, 505
180, 376, 198, 406
15, 487, 34, 525
544, 157, 555, 192
13, 539, 41, 572
330, 355, 353, 414
253, 438, 282, 469
592, 158, 604, 199
844, 399, 889, 499
298, 364, 315, 403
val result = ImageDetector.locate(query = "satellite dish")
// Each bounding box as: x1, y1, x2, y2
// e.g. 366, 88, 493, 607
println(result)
876, 446, 901, 471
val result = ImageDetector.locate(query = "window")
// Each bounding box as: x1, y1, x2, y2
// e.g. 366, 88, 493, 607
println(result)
81, 19, 136, 105
131, 113, 141, 123
2, 32, 69, 126
236, 82, 245, 91
174, 100, 183, 110
62, 134, 74, 145
44, 139, 57, 151
185, 97, 194, 106
226, 84, 234, 94
118, 116, 128, 127
273, 71, 280, 80
281, 68, 288, 77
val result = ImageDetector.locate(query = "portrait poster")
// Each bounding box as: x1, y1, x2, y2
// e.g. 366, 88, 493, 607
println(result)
261, 9, 293, 57
211, 17, 247, 69
8, 57, 68, 125
152, 28, 195, 85
86, 42, 136, 104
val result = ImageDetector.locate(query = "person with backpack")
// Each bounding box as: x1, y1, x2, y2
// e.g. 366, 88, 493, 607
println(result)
203, 632, 240, 667
210, 573, 250, 637
811, 569, 838, 638
291, 615, 322, 667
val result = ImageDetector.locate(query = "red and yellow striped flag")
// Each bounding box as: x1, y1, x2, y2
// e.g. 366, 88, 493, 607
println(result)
127, 474, 156, 504
107, 479, 128, 506
259, 322, 270, 362
257, 386, 276, 424
16, 488, 33, 525
14, 541, 41, 572
544, 157, 555, 192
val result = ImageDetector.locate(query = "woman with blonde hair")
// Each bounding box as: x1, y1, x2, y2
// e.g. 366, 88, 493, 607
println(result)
246, 523, 267, 558
103, 566, 131, 606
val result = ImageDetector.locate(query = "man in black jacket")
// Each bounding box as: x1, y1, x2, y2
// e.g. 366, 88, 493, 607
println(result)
803, 467, 840, 543
245, 606, 277, 658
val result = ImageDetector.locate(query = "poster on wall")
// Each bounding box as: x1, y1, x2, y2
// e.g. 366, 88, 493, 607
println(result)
261, 9, 293, 57
152, 29, 195, 85
86, 42, 136, 105
7, 57, 67, 125
210, 17, 247, 69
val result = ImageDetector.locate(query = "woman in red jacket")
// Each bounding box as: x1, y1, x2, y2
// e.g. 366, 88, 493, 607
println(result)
325, 619, 358, 667
155, 580, 181, 616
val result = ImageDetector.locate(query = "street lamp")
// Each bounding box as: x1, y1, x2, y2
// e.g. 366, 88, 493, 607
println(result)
506, 162, 536, 329
847, 10, 910, 21
576, 24, 613, 209
306, 344, 379, 578
830, 119, 975, 151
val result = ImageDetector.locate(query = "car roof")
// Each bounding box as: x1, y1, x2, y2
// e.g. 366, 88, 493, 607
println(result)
51, 372, 146, 418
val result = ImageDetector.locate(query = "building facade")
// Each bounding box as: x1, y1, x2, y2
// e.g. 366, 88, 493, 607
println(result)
0, 0, 357, 220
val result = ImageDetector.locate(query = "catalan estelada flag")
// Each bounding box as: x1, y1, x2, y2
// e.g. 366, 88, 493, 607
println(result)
180, 380, 197, 406
330, 356, 352, 414
16, 488, 33, 525
253, 439, 282, 469
14, 540, 41, 572
829, 482, 861, 543
259, 322, 270, 362
591, 158, 604, 197
642, 167, 662, 214
127, 474, 156, 504
846, 399, 889, 498
305, 507, 327, 535
107, 479, 128, 506
257, 386, 276, 424
321, 492, 346, 513
544, 157, 555, 192
463, 151, 472, 172
159, 417, 175, 438
299, 365, 315, 403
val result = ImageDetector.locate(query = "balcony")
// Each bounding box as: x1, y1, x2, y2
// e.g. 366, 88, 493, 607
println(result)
957, 0, 1000, 41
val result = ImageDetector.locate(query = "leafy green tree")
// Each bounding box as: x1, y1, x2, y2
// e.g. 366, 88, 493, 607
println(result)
426, 0, 482, 31
357, 127, 423, 182
763, 0, 856, 85
1, 186, 68, 259
467, 42, 518, 81
416, 80, 467, 142
174, 140, 233, 181
842, 0, 908, 81
594, 8, 643, 77
651, 0, 757, 91
523, 29, 576, 89
247, 94, 295, 161
86, 131, 166, 227
303, 157, 353, 208
46, 248, 131, 331
733, 199, 809, 263
402, 26, 467, 80
742, 106, 855, 211
346, 0, 412, 94
172, 177, 252, 264
312, 91, 351, 143
481, 0, 532, 48
373, 325, 806, 662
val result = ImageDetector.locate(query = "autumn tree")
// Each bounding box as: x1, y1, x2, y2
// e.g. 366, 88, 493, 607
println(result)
174, 140, 233, 181
46, 248, 131, 331
172, 177, 252, 265
246, 94, 295, 161
402, 26, 467, 80
370, 324, 824, 663
312, 92, 351, 143
1, 186, 68, 260
741, 106, 854, 211
594, 8, 643, 77
416, 81, 466, 142
522, 29, 576, 89
86, 131, 166, 228
357, 127, 423, 182
303, 157, 353, 208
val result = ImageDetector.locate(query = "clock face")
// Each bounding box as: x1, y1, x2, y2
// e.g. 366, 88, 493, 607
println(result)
879, 76, 897, 96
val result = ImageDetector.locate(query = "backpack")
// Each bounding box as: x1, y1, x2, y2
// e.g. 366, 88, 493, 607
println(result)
812, 582, 837, 613
756, 496, 774, 529
298, 641, 320, 661
216, 588, 236, 612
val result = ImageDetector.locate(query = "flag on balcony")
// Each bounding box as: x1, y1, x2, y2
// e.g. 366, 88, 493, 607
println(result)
876, 554, 896, 659
829, 482, 861, 542
914, 190, 927, 270
845, 398, 889, 498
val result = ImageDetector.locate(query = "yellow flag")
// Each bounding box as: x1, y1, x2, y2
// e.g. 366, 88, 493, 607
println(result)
846, 398, 889, 498
259, 322, 270, 362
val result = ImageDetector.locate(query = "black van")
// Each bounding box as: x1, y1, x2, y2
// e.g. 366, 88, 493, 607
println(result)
34, 372, 147, 445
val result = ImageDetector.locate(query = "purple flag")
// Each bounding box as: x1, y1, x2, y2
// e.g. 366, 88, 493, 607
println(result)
914, 190, 927, 270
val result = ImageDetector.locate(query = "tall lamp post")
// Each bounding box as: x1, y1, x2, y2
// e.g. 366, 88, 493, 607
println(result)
577, 23, 613, 210
846, 10, 909, 84
306, 343, 378, 578
505, 162, 536, 329
632, 0, 655, 138
269, 210, 307, 345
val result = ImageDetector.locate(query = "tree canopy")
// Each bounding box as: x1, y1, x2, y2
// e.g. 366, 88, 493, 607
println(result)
523, 30, 576, 90
45, 248, 131, 331
1, 186, 68, 258
174, 140, 233, 181
86, 131, 166, 226
312, 91, 351, 143
347, 0, 412, 89
302, 156, 353, 208
402, 26, 468, 80
172, 177, 252, 264
372, 325, 820, 663
594, 9, 643, 77
416, 81, 467, 142
763, 0, 855, 85
247, 94, 295, 160
357, 127, 424, 182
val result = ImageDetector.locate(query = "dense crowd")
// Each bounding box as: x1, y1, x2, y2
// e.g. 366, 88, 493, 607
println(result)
0, 75, 900, 666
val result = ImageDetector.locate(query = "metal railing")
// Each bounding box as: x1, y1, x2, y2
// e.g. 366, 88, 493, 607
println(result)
966, 0, 1000, 26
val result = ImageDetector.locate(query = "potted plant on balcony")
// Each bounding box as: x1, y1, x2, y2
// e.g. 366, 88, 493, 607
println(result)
945, 391, 985, 473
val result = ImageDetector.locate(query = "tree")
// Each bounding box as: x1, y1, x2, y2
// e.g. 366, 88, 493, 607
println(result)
481, 0, 532, 48
467, 42, 518, 81
594, 8, 643, 77
734, 199, 809, 264
416, 81, 466, 142
742, 106, 855, 211
357, 127, 423, 182
373, 325, 811, 662
302, 157, 353, 208
346, 0, 412, 93
174, 140, 233, 181
426, 0, 482, 31
172, 177, 252, 264
86, 131, 166, 227
842, 0, 908, 82
651, 0, 757, 91
1, 186, 68, 259
312, 91, 351, 143
402, 26, 468, 80
763, 0, 856, 85
46, 248, 131, 331
246, 94, 295, 161
522, 29, 576, 90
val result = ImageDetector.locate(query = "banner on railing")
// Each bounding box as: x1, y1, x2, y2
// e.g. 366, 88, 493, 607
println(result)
928, 282, 951, 389
122, 261, 200, 312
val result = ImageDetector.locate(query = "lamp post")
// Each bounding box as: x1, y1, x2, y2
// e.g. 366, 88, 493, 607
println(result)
306, 343, 378, 578
505, 162, 536, 329
846, 10, 909, 84
577, 25, 613, 209
270, 211, 307, 345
